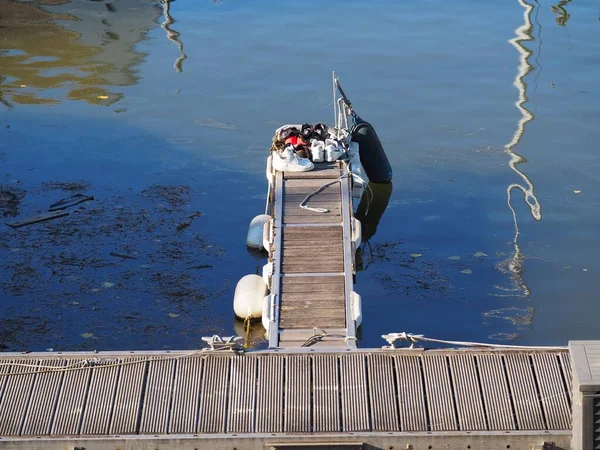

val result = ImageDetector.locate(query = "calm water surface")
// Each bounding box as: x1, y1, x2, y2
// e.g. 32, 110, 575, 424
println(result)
1, 0, 599, 350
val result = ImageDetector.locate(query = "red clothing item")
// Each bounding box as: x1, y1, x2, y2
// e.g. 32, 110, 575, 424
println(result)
285, 136, 308, 147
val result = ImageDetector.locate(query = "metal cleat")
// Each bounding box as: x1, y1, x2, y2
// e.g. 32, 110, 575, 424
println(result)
381, 332, 424, 349
201, 335, 244, 352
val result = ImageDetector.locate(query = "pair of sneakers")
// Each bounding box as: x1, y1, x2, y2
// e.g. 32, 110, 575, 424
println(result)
301, 123, 330, 141
272, 145, 314, 172
310, 139, 343, 163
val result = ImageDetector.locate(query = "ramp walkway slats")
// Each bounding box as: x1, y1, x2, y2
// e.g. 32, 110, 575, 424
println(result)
269, 161, 357, 348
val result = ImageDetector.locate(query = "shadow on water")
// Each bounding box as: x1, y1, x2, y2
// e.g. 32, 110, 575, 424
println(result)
233, 318, 266, 349
356, 182, 393, 243
2, 0, 597, 350
0, 0, 162, 107
0, 115, 234, 352
355, 182, 393, 273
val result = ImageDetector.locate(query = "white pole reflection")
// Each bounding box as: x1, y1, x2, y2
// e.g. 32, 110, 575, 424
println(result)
495, 0, 541, 306
160, 0, 187, 73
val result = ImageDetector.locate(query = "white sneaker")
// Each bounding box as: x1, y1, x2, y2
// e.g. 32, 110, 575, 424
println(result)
325, 139, 343, 162
272, 146, 314, 172
310, 140, 325, 163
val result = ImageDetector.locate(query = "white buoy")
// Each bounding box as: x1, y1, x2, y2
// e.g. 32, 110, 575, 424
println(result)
233, 275, 268, 320
246, 214, 270, 249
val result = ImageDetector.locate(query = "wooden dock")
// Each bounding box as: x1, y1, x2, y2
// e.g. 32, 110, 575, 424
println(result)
266, 161, 359, 349
0, 348, 572, 449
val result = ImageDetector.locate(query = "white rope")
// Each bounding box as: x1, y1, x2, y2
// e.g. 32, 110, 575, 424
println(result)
0, 346, 230, 378
301, 328, 348, 347
382, 332, 567, 350
300, 174, 346, 213
299, 168, 370, 214
0, 360, 89, 371
336, 98, 344, 136
343, 102, 350, 131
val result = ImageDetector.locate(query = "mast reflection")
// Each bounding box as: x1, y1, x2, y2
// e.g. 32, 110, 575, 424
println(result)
160, 0, 187, 73
551, 0, 572, 26
495, 0, 541, 306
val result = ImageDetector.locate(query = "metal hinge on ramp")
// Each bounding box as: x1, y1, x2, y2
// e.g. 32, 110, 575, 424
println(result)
531, 443, 559, 450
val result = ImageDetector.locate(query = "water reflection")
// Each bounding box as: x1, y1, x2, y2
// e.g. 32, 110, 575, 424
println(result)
355, 182, 393, 272
355, 182, 393, 242
551, 0, 572, 26
160, 0, 187, 72
492, 0, 541, 328
0, 0, 162, 106
233, 318, 265, 349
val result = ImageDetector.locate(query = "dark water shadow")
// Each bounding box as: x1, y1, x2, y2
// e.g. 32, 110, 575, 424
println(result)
356, 182, 393, 243
356, 189, 538, 347
0, 114, 252, 352
355, 182, 393, 273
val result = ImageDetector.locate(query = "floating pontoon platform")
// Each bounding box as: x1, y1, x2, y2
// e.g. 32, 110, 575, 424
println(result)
0, 347, 576, 449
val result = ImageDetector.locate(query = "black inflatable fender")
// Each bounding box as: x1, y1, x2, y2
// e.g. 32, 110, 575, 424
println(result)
351, 118, 393, 184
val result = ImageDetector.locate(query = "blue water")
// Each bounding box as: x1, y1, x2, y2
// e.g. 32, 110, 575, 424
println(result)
1, 0, 599, 351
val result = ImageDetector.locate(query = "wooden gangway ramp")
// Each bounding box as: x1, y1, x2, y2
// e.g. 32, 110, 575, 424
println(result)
0, 349, 572, 449
267, 161, 359, 349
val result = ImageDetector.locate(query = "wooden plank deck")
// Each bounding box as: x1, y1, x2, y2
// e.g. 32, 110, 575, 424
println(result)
270, 161, 358, 348
0, 348, 572, 440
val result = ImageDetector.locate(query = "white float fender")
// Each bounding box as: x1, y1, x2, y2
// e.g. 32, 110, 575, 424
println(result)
246, 214, 270, 249
349, 142, 365, 190
351, 291, 362, 327
261, 294, 275, 333
262, 262, 273, 287
233, 274, 268, 320
262, 219, 272, 253
350, 153, 366, 198
266, 154, 274, 186
352, 218, 362, 248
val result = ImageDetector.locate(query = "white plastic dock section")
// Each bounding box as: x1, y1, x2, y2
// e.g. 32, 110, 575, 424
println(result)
0, 348, 572, 449
266, 161, 359, 349
570, 341, 600, 450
